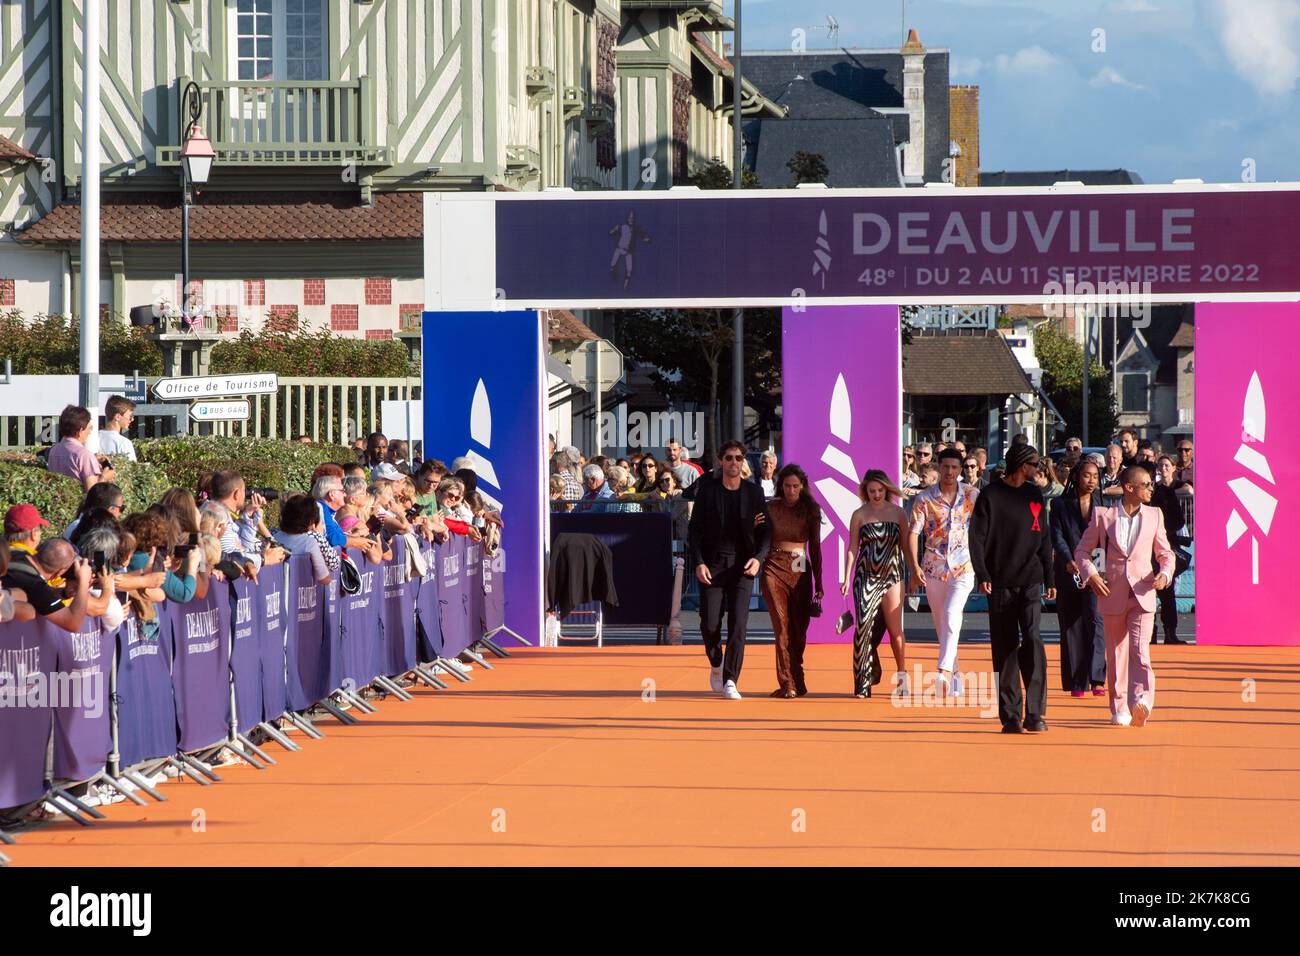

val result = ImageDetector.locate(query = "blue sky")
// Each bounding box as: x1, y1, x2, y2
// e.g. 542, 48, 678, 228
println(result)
734, 0, 1300, 184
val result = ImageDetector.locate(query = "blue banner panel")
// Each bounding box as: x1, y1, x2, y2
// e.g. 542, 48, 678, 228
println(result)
285, 555, 329, 712
0, 619, 62, 806
52, 615, 116, 782
258, 565, 288, 722
230, 578, 264, 736
415, 540, 443, 661
165, 580, 233, 752
436, 533, 474, 659
114, 616, 179, 769
340, 548, 383, 689
422, 309, 544, 646
382, 536, 418, 675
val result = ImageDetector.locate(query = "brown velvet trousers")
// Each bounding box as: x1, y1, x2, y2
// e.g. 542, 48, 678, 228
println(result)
761, 550, 813, 693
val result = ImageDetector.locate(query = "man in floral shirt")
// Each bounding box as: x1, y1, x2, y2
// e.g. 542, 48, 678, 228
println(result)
906, 448, 980, 698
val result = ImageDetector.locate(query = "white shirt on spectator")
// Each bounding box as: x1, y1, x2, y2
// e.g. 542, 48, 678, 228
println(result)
96, 429, 137, 461
1117, 506, 1142, 554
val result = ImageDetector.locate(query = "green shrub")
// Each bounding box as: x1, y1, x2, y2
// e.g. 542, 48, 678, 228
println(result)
210, 325, 417, 378
135, 436, 353, 496
0, 309, 164, 375
106, 457, 174, 515
0, 461, 85, 529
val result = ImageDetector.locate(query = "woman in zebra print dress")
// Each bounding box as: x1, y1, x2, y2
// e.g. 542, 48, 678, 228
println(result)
840, 469, 910, 698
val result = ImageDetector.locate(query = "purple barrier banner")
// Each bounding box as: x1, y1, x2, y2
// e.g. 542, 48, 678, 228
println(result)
782, 305, 903, 644
165, 580, 233, 751
114, 616, 178, 768
230, 578, 263, 735
382, 536, 418, 675
464, 539, 485, 645
415, 541, 443, 661
52, 614, 115, 782
494, 188, 1300, 304
482, 547, 505, 635
340, 548, 382, 688
0, 618, 61, 807
1194, 302, 1298, 645
285, 554, 329, 711
258, 565, 288, 721
422, 309, 545, 646
437, 534, 473, 658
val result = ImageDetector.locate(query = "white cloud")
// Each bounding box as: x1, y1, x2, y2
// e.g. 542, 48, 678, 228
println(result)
1212, 0, 1300, 96
992, 45, 1063, 74
1089, 66, 1147, 90
951, 55, 984, 79
1109, 0, 1160, 12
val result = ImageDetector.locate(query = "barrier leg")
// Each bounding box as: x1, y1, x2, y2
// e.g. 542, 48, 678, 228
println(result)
122, 770, 168, 802
283, 711, 326, 739
412, 665, 448, 689
47, 789, 99, 824
459, 647, 493, 670
487, 624, 533, 648
436, 658, 473, 682
0, 829, 15, 844
339, 688, 377, 714
174, 753, 220, 784
479, 630, 513, 656
238, 733, 277, 765
95, 771, 148, 807
257, 721, 302, 751
0, 850, 8, 866
318, 698, 360, 725
220, 740, 267, 770
374, 675, 413, 701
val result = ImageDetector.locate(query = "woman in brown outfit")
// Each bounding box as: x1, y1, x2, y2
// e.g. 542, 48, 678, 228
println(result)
762, 464, 824, 698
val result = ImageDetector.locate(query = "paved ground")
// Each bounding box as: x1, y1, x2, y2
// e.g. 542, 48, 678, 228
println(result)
6, 636, 1292, 867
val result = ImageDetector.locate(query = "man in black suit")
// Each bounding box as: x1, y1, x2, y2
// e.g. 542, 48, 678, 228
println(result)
688, 439, 771, 699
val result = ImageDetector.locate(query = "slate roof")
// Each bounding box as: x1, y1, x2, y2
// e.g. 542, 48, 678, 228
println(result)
742, 46, 951, 185
15, 191, 424, 243
903, 330, 1033, 395
980, 169, 1145, 187
750, 117, 902, 188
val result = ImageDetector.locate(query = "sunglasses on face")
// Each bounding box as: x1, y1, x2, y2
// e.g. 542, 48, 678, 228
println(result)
722, 455, 745, 462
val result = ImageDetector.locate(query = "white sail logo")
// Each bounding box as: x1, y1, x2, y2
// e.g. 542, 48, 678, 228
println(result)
814, 373, 860, 590
1225, 371, 1276, 585
464, 379, 504, 512
812, 210, 831, 289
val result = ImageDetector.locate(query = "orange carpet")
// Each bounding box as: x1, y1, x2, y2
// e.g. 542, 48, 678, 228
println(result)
7, 640, 1300, 866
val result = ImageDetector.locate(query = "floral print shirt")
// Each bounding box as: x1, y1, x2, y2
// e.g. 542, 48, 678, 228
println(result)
909, 482, 980, 580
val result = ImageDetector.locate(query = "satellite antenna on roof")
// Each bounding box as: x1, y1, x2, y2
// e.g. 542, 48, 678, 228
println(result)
810, 15, 840, 46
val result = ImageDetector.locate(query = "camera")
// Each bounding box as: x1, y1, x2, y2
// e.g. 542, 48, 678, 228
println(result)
91, 550, 108, 574
248, 487, 281, 502
152, 546, 169, 573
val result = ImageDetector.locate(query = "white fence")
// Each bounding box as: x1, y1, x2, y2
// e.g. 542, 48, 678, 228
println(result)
0, 376, 420, 449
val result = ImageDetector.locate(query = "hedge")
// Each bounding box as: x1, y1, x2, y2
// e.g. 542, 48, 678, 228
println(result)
0, 310, 164, 375
0, 437, 352, 531
210, 325, 418, 378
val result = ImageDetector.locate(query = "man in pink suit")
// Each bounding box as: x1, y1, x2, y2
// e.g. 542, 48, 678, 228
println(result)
1074, 466, 1176, 727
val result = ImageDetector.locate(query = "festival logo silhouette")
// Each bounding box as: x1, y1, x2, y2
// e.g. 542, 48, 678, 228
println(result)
463, 379, 503, 513
813, 374, 861, 587
1226, 371, 1276, 585
812, 209, 832, 290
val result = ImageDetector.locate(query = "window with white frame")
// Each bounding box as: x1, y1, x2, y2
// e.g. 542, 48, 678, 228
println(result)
233, 0, 325, 81
1121, 372, 1149, 413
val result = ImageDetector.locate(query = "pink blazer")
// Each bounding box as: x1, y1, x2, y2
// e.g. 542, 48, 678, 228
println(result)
1074, 504, 1176, 615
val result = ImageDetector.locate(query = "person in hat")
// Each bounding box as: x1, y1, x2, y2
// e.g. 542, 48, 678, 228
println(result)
969, 442, 1056, 733
2, 504, 93, 633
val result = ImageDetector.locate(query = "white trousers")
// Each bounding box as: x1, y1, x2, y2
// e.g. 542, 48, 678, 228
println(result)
925, 571, 975, 673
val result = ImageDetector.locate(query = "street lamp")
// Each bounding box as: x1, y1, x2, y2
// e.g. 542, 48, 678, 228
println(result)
179, 81, 215, 331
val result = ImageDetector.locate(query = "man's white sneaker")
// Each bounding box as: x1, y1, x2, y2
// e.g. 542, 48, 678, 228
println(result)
1131, 699, 1151, 727
722, 680, 742, 700
709, 665, 724, 693
1110, 711, 1132, 727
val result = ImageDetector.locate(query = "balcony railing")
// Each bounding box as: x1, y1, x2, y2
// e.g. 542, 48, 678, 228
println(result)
156, 77, 388, 167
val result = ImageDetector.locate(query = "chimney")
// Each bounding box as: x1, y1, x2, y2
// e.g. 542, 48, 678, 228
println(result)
901, 28, 926, 181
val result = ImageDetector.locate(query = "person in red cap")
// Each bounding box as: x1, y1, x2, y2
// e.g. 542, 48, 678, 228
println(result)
2, 503, 91, 632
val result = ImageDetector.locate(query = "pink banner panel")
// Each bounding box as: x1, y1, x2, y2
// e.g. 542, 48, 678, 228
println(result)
1195, 302, 1299, 645
782, 305, 903, 644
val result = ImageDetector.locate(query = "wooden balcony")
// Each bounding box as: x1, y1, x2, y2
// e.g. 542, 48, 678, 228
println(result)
156, 76, 389, 168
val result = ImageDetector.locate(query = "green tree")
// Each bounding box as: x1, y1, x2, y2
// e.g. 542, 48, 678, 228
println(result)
687, 159, 760, 189
0, 310, 163, 375
1034, 320, 1118, 442
786, 150, 829, 185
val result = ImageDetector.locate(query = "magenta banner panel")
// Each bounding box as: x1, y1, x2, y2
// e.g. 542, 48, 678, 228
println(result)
782, 305, 903, 644
1195, 302, 1297, 645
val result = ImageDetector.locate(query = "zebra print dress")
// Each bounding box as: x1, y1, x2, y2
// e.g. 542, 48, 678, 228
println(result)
853, 520, 901, 696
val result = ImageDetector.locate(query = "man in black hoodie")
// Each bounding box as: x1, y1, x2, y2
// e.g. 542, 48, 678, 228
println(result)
969, 442, 1056, 733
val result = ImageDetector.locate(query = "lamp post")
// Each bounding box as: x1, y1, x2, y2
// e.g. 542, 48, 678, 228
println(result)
179, 82, 215, 332
731, 0, 744, 445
